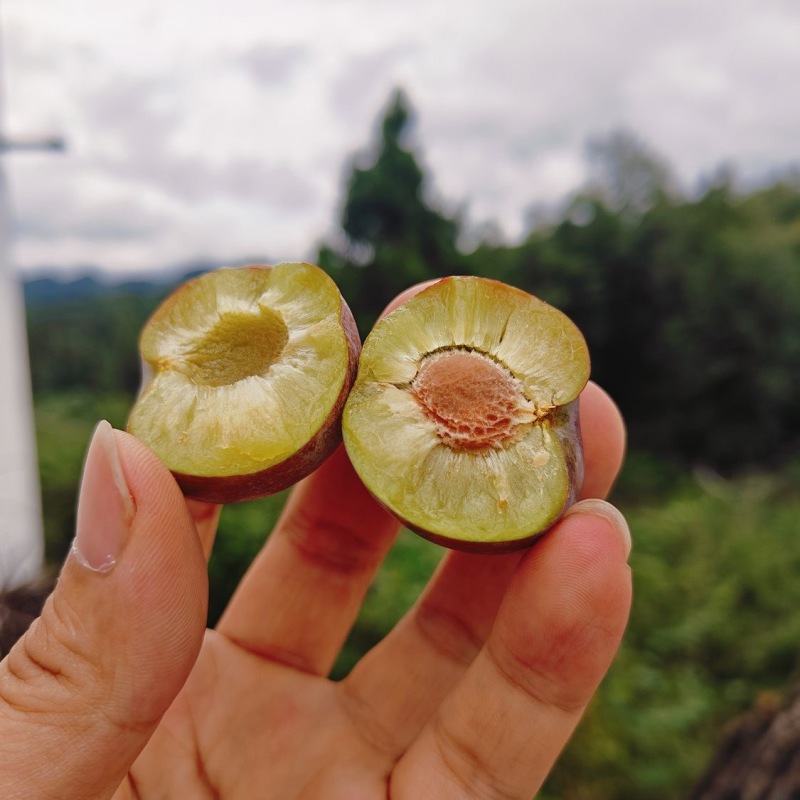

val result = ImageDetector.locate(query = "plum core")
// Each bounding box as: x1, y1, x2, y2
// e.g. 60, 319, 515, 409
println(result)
411, 348, 533, 450
181, 307, 289, 387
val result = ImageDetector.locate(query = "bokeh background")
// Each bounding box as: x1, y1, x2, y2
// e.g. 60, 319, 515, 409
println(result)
4, 1, 800, 796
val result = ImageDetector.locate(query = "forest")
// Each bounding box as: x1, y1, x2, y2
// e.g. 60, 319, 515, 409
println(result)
24, 89, 800, 798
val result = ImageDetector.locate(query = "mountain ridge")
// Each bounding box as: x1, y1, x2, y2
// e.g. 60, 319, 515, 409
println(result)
20, 256, 270, 307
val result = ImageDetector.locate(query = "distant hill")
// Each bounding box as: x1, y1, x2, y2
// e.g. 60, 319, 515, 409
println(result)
21, 257, 263, 308
23, 274, 169, 307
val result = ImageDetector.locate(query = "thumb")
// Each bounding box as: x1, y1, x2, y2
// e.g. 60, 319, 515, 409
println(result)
0, 421, 209, 800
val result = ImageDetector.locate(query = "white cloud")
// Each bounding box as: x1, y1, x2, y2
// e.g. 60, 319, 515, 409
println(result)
3, 0, 800, 275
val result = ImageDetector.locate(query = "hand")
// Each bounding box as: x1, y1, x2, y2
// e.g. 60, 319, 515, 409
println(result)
0, 321, 631, 800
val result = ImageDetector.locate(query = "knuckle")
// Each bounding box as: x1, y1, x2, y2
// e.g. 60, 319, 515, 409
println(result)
413, 601, 484, 668
433, 714, 522, 800
0, 592, 100, 718
489, 619, 606, 716
284, 509, 383, 578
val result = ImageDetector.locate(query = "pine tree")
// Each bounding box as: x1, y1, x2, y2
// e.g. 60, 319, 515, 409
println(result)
318, 89, 462, 334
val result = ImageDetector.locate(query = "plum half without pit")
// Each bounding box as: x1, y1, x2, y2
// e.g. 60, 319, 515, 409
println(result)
342, 276, 590, 553
127, 263, 360, 504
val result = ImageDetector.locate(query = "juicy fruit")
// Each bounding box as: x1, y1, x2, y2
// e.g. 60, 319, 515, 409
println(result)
128, 263, 360, 503
342, 276, 589, 552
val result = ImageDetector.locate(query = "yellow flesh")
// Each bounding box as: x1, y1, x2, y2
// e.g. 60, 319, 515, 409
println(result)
343, 277, 589, 545
129, 264, 349, 477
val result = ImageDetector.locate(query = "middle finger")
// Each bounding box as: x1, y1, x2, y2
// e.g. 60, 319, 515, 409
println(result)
216, 445, 401, 675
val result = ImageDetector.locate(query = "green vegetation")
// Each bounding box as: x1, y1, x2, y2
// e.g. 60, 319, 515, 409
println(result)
318, 93, 800, 473
24, 89, 800, 797
542, 459, 800, 798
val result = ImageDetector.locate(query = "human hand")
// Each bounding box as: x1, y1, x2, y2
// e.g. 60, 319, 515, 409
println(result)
0, 296, 631, 800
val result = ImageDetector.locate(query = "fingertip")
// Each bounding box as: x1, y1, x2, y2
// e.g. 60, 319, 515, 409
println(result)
503, 504, 633, 673
564, 498, 632, 562
73, 421, 135, 573
579, 381, 627, 499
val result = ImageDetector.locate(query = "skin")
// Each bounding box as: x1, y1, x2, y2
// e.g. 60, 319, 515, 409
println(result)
0, 285, 631, 800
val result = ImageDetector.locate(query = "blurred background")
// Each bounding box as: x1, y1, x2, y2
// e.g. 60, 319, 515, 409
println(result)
3, 0, 800, 797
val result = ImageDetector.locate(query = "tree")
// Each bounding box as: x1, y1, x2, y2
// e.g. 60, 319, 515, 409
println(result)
616, 179, 800, 469
318, 89, 463, 334
585, 129, 679, 219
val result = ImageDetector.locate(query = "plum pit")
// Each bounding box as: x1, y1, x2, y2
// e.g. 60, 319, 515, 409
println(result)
411, 348, 534, 450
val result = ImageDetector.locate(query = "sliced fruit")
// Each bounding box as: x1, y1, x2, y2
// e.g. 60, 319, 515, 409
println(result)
342, 276, 589, 552
128, 262, 360, 503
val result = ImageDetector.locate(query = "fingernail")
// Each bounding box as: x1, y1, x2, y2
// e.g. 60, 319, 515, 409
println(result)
72, 421, 136, 573
565, 499, 632, 561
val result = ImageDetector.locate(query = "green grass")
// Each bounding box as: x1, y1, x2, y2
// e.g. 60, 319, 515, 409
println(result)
34, 391, 135, 562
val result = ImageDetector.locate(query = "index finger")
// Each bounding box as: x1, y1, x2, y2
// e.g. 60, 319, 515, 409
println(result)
389, 502, 632, 798
579, 380, 626, 500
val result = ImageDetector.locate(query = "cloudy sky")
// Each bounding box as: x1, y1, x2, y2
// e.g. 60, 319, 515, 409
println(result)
2, 0, 799, 278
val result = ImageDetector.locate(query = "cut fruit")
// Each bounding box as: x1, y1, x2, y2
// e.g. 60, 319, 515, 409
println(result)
342, 276, 590, 552
128, 263, 360, 503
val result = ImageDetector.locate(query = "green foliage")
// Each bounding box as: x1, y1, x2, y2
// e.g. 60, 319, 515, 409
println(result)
27, 288, 167, 395
616, 179, 800, 468
34, 391, 134, 562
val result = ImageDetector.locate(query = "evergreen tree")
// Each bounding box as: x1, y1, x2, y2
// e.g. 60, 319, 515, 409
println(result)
318, 89, 462, 334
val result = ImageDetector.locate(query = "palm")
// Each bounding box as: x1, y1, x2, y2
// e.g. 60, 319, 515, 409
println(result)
133, 636, 398, 797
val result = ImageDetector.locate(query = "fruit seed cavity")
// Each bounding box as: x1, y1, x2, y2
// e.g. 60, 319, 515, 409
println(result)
178, 306, 289, 387
410, 348, 536, 450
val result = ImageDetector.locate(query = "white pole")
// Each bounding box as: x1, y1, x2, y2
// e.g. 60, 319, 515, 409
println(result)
0, 165, 44, 588
0, 4, 45, 588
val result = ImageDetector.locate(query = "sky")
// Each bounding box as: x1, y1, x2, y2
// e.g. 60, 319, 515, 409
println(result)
2, 0, 799, 278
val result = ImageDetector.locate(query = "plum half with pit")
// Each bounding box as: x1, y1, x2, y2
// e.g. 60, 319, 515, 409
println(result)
127, 263, 360, 504
342, 276, 590, 552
